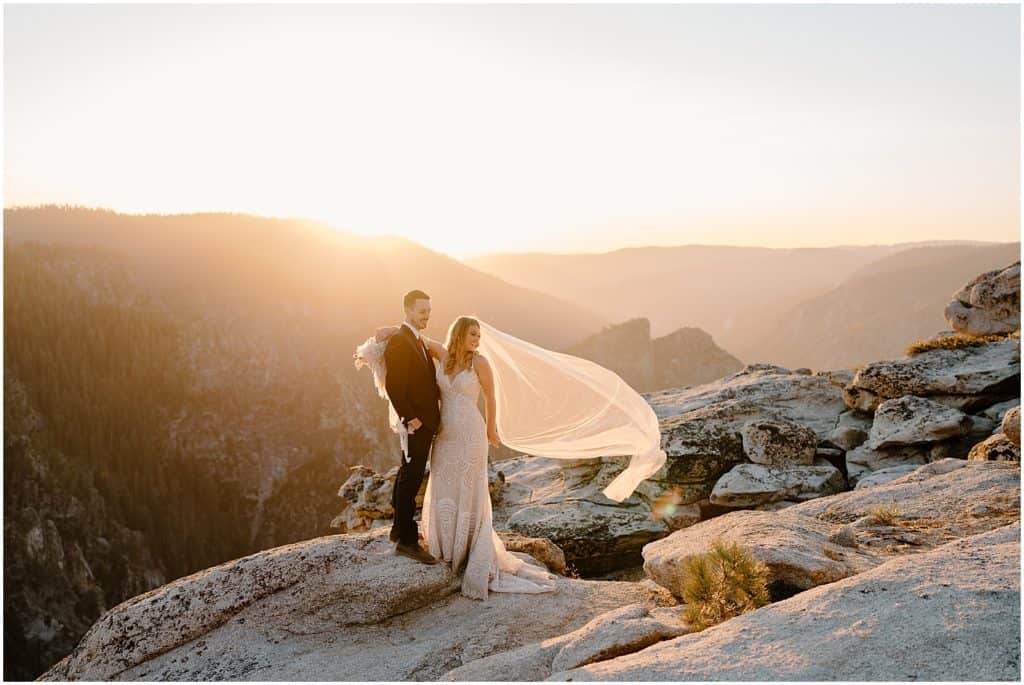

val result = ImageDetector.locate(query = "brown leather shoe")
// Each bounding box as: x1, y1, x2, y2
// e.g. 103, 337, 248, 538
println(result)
394, 542, 439, 564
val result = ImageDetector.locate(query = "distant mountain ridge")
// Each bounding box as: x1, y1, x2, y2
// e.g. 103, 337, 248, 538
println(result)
564, 318, 744, 392
741, 243, 1023, 370
468, 240, 1020, 369
468, 244, 913, 340
4, 206, 606, 348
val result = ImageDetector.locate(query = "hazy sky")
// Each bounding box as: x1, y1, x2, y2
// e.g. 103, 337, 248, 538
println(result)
4, 3, 1020, 257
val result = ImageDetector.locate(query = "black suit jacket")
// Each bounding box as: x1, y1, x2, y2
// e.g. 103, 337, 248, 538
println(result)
384, 324, 442, 434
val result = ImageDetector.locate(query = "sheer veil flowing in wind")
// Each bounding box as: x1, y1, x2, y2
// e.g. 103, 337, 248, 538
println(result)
475, 320, 666, 502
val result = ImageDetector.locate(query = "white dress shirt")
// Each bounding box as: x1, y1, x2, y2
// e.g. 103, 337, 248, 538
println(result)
402, 321, 422, 340
403, 321, 431, 364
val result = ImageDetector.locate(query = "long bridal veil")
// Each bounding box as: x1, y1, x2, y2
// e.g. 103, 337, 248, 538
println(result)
476, 320, 666, 502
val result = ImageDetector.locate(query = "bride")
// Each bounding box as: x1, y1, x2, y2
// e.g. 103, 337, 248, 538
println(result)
357, 313, 666, 601
372, 316, 559, 599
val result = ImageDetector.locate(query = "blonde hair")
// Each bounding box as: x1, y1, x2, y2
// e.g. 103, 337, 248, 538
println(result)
444, 316, 480, 376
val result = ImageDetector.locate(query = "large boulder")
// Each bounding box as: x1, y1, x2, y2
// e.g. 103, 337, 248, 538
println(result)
945, 260, 1020, 336
494, 457, 671, 575
552, 522, 1021, 681
968, 434, 1021, 463
505, 499, 667, 576
865, 395, 972, 449
828, 409, 873, 450
709, 461, 845, 508
739, 418, 817, 466
41, 528, 676, 681
842, 338, 1020, 413
845, 443, 930, 486
496, 531, 568, 575
647, 364, 849, 439
643, 508, 877, 598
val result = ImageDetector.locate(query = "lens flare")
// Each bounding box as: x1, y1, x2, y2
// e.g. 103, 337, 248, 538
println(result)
650, 488, 684, 521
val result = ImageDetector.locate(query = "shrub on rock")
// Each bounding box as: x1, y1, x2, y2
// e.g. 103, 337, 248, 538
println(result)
681, 538, 770, 632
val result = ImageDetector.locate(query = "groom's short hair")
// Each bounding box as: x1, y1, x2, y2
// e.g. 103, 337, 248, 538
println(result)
404, 289, 430, 309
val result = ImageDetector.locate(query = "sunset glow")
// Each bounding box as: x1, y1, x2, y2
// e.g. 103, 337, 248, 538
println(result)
4, 3, 1020, 256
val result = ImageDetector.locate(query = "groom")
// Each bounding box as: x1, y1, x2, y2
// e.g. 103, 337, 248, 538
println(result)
384, 289, 442, 564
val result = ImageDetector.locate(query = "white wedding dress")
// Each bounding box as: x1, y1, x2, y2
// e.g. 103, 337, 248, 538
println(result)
355, 318, 668, 599
420, 358, 558, 600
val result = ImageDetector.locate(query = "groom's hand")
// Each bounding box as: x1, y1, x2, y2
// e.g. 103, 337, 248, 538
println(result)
407, 418, 423, 433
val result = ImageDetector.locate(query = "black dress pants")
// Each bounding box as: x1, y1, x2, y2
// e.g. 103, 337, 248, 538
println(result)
391, 426, 435, 546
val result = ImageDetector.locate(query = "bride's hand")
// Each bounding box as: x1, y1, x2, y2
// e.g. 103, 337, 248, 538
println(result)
375, 325, 399, 342
487, 427, 501, 447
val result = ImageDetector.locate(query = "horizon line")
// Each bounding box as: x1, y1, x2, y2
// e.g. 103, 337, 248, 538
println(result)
5, 202, 1018, 259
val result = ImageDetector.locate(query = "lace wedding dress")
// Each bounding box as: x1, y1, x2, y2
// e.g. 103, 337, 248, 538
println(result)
421, 358, 558, 600
356, 317, 668, 598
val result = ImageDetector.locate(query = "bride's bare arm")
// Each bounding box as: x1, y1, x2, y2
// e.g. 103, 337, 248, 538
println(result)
475, 355, 500, 447
422, 336, 448, 362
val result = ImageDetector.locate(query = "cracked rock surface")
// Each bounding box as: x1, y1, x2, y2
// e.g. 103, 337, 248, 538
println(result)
40, 527, 676, 681
552, 521, 1021, 681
